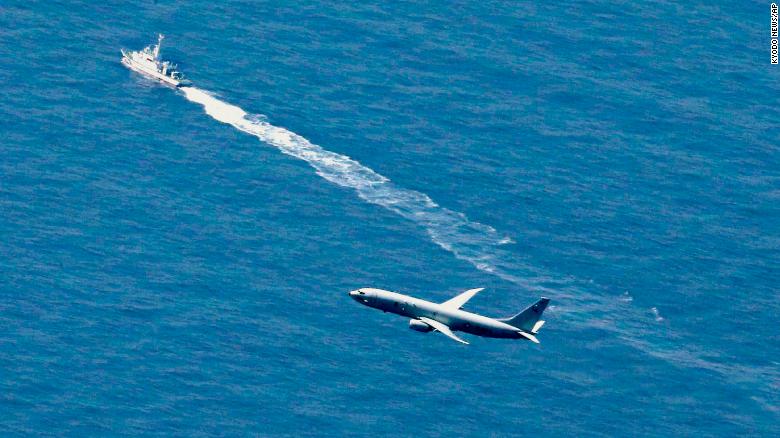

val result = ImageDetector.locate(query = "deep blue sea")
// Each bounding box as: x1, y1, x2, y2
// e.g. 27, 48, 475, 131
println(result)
1, 1, 779, 436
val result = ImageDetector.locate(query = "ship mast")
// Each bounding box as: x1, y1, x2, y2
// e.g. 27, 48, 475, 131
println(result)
153, 34, 164, 58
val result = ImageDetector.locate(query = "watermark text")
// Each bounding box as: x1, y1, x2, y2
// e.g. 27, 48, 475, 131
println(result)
772, 3, 778, 64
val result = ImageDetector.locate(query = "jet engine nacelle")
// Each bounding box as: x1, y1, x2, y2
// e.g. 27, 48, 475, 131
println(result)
408, 319, 433, 332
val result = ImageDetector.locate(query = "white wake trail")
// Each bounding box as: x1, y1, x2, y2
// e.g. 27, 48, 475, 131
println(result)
180, 86, 515, 277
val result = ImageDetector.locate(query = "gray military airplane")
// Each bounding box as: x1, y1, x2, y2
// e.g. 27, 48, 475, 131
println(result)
349, 287, 549, 345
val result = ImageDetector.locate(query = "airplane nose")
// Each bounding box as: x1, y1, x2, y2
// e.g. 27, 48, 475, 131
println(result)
349, 289, 367, 303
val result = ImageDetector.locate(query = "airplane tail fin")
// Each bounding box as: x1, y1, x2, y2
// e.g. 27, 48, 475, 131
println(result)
499, 297, 550, 333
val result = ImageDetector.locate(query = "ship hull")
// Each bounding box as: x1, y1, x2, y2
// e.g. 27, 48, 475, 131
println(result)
121, 56, 183, 87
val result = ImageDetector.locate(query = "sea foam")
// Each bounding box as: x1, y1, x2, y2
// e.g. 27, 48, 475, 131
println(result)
180, 86, 511, 276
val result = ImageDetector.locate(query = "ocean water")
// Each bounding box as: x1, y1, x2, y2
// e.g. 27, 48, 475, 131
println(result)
1, 0, 779, 436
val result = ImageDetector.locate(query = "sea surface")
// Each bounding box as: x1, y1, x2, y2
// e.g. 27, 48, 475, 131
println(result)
1, 1, 779, 436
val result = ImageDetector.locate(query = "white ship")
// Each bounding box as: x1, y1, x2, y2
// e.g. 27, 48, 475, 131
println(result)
121, 34, 190, 87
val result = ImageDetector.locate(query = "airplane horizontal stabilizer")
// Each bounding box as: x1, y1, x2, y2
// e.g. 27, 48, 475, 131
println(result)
518, 331, 540, 344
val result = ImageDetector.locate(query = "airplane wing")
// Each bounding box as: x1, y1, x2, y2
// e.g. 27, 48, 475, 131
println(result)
440, 288, 484, 310
418, 317, 469, 344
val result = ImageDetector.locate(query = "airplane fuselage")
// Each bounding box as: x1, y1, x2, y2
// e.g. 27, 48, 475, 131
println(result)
350, 288, 526, 339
